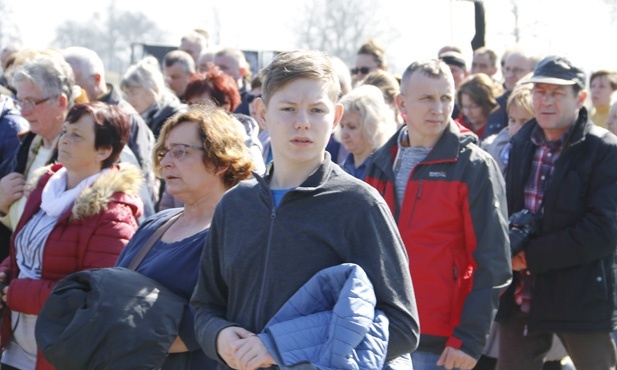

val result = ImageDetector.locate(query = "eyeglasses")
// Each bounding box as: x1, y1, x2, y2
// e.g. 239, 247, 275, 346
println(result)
247, 93, 261, 103
15, 96, 56, 111
350, 67, 371, 75
157, 144, 204, 161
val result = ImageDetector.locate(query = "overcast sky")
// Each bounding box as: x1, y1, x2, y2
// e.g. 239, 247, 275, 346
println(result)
8, 0, 617, 76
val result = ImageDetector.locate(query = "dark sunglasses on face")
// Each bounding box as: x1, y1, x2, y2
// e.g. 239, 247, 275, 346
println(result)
247, 93, 261, 103
350, 67, 371, 75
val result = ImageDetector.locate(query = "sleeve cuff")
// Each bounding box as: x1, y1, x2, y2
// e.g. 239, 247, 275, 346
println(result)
445, 336, 463, 349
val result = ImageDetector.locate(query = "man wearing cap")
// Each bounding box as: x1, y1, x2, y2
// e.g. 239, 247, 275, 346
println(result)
439, 51, 468, 90
439, 51, 469, 121
497, 55, 617, 369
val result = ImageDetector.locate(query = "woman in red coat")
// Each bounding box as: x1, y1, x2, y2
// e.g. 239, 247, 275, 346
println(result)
0, 102, 143, 370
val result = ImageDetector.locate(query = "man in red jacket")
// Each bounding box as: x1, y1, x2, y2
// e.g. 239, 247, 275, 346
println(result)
365, 59, 511, 370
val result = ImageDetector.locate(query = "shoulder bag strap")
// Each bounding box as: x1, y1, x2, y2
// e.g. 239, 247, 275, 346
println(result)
127, 212, 182, 270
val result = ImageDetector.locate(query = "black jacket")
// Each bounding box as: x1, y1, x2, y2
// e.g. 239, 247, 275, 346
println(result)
99, 84, 157, 213
498, 107, 617, 332
36, 267, 187, 370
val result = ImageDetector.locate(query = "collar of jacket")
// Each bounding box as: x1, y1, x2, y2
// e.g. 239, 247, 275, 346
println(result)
371, 120, 476, 176
512, 107, 591, 150
30, 162, 143, 220
98, 83, 120, 105
254, 151, 334, 193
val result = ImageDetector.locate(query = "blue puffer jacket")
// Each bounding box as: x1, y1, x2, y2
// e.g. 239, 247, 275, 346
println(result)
258, 263, 405, 370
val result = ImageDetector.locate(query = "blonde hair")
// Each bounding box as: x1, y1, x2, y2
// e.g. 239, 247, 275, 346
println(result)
506, 83, 534, 118
335, 85, 396, 150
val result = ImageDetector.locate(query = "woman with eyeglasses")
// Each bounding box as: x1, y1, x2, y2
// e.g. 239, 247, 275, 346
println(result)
115, 105, 253, 370
157, 67, 265, 211
455, 73, 503, 140
0, 102, 143, 370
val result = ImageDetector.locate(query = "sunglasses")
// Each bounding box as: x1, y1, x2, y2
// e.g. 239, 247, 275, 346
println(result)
350, 67, 371, 75
247, 93, 261, 103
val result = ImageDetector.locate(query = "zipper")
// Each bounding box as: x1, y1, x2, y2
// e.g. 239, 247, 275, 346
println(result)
453, 264, 458, 281
255, 204, 277, 324
407, 179, 423, 224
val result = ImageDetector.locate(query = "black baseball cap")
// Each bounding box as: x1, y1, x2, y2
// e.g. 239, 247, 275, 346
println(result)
439, 51, 467, 70
522, 56, 585, 88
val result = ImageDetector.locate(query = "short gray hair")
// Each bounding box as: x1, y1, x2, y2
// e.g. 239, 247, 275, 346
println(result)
401, 59, 452, 92
163, 50, 195, 74
62, 46, 105, 77
12, 53, 77, 106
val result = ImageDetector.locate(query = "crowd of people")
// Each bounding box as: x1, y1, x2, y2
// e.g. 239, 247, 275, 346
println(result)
0, 22, 614, 370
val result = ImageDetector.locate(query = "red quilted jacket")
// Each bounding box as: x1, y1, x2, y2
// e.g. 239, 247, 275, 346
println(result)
0, 163, 143, 370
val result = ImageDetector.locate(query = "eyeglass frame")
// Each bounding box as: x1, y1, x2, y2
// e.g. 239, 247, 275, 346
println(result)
15, 95, 57, 111
156, 143, 205, 161
350, 66, 371, 76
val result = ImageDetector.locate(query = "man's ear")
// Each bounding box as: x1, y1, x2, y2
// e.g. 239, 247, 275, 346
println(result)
395, 93, 406, 116
577, 89, 588, 108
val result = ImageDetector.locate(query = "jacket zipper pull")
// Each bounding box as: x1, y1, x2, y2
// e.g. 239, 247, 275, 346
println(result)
453, 264, 458, 280
523, 324, 528, 336
271, 207, 276, 220
417, 180, 423, 199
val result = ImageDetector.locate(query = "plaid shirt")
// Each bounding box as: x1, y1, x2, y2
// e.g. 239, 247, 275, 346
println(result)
517, 125, 569, 312
524, 126, 568, 216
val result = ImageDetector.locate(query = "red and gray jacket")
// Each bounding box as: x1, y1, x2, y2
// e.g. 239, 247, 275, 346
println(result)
365, 121, 512, 359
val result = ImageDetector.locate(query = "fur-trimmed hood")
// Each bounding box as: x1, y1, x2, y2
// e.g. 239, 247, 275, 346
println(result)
29, 163, 143, 220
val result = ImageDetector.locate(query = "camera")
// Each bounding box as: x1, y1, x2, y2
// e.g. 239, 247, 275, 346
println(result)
509, 209, 541, 256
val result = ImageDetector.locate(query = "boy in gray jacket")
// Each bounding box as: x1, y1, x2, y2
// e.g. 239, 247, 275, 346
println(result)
191, 50, 419, 370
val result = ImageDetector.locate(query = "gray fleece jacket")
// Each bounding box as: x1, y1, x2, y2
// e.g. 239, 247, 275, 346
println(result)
191, 154, 419, 368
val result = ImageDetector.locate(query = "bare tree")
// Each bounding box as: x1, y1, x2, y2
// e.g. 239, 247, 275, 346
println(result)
511, 0, 521, 42
604, 0, 617, 23
295, 0, 395, 66
53, 4, 165, 74
0, 0, 21, 48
